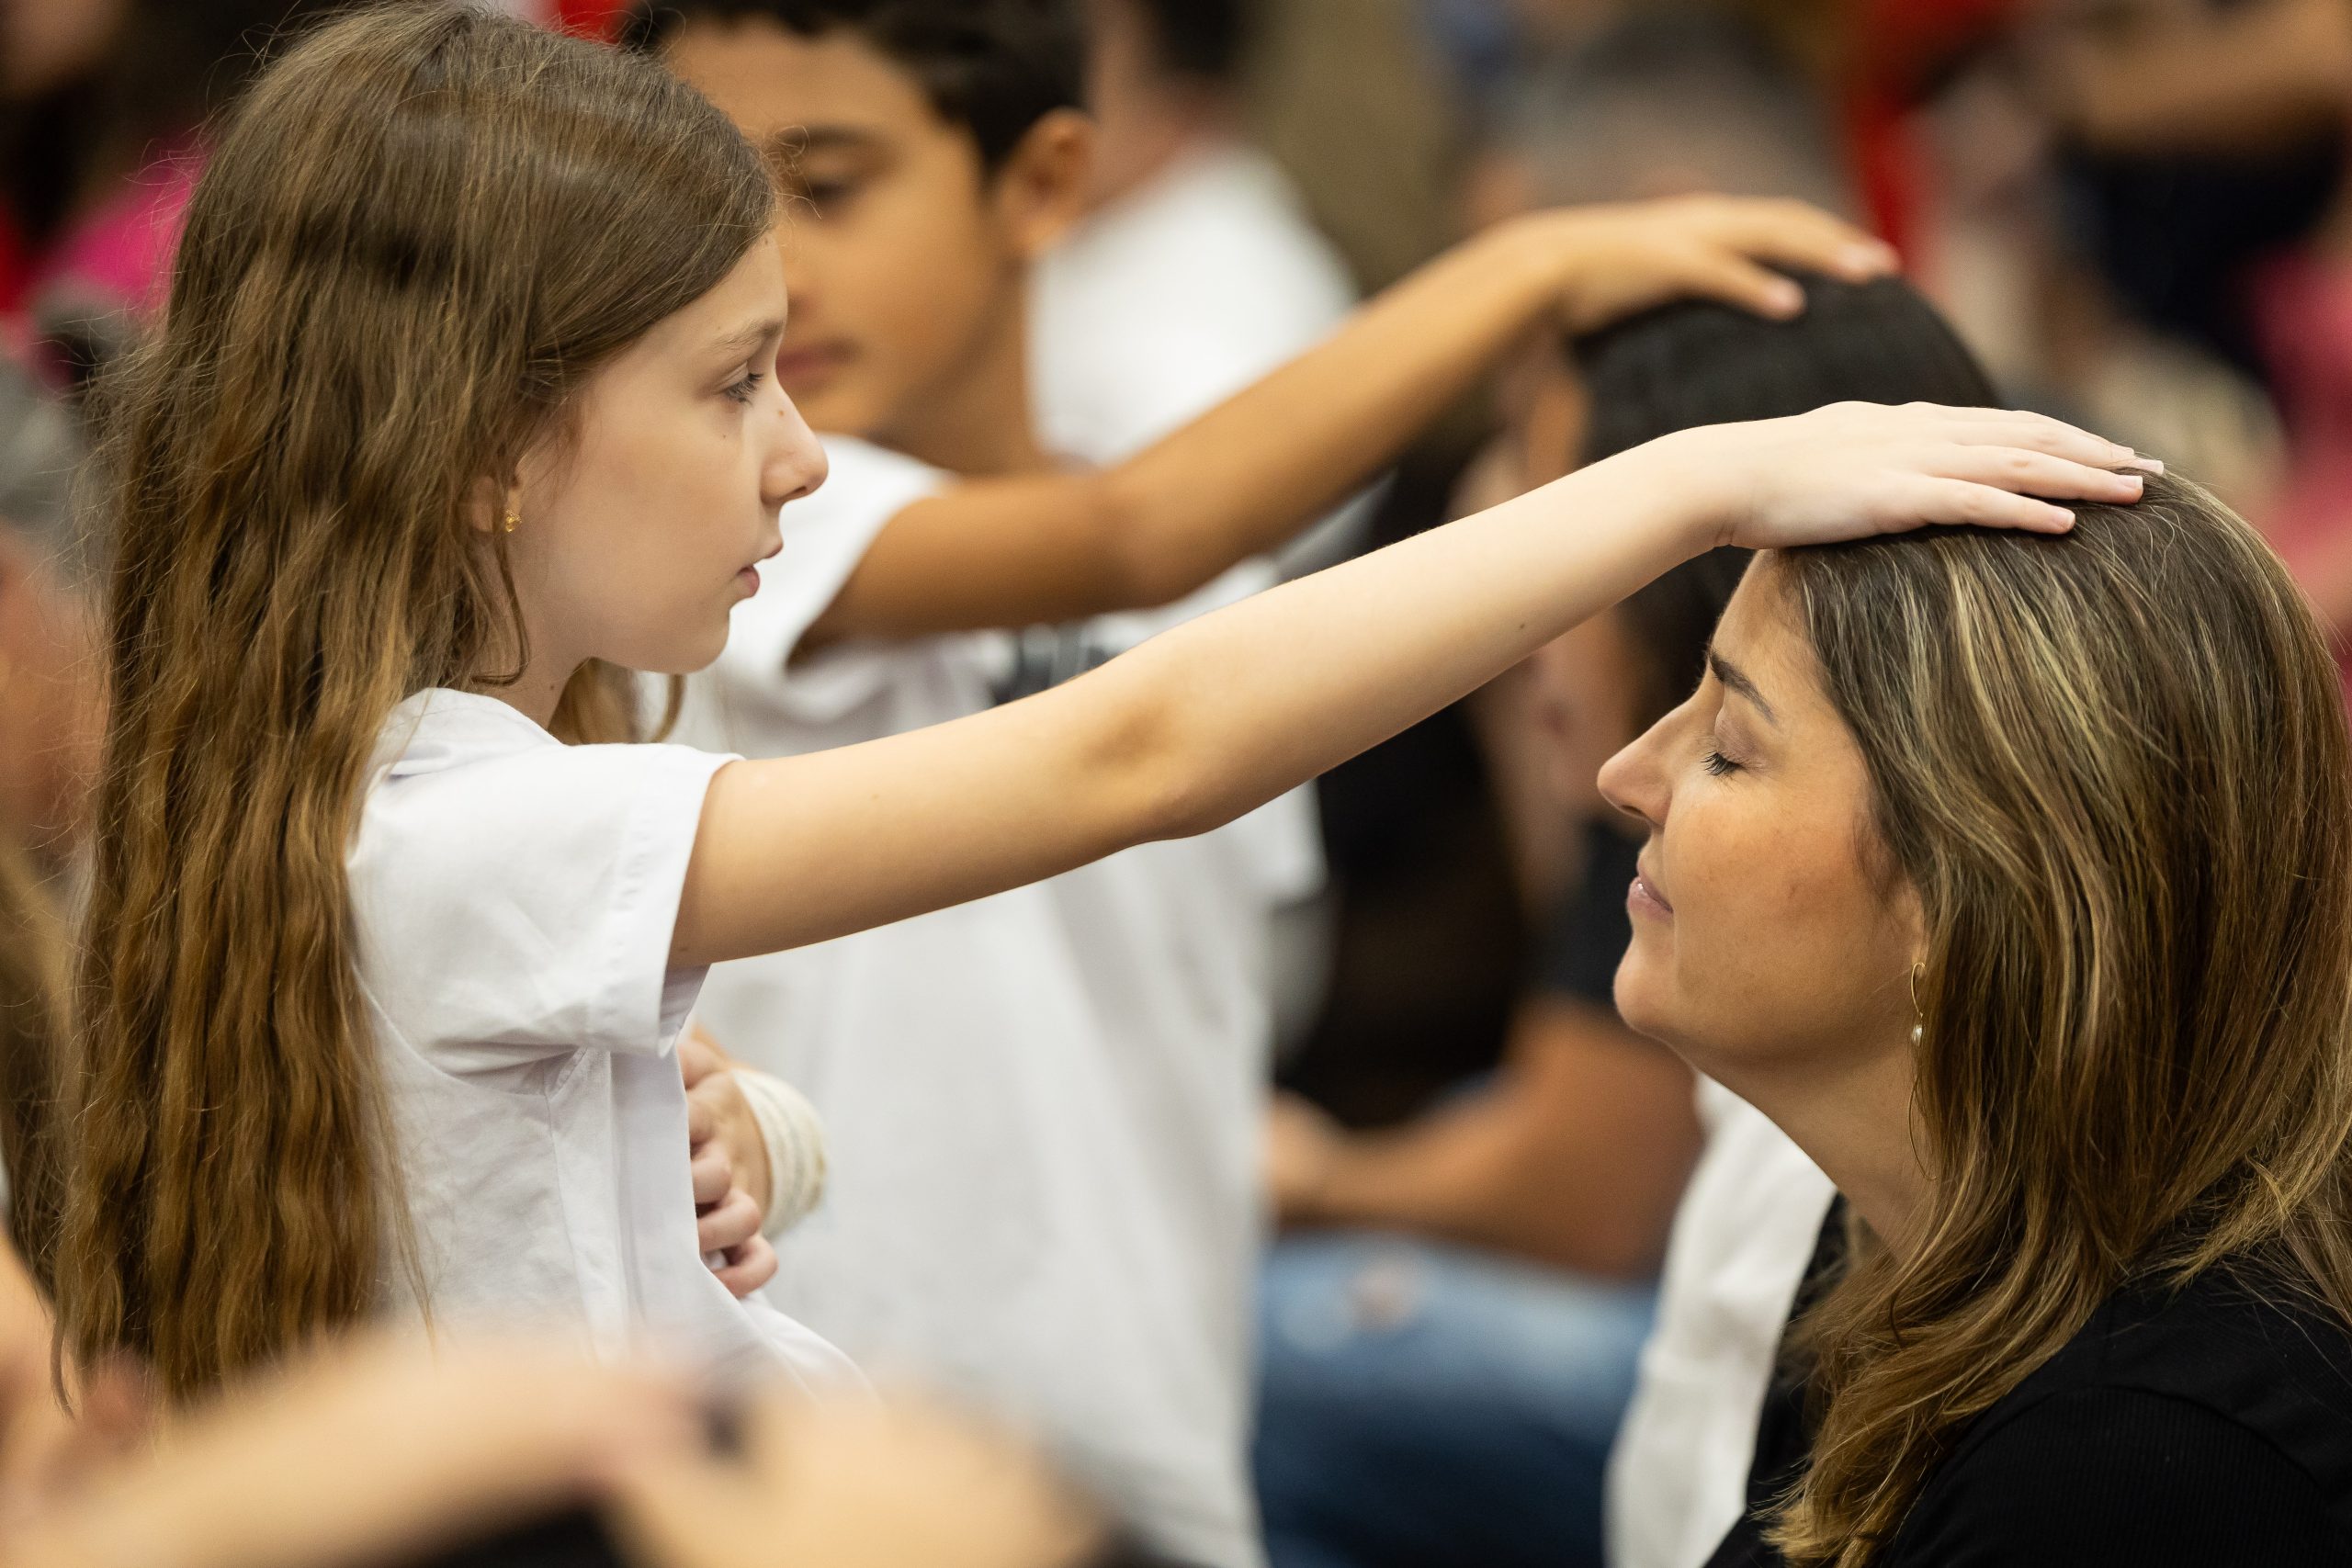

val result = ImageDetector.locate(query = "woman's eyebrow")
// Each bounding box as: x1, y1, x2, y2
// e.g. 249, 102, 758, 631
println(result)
1708, 650, 1779, 725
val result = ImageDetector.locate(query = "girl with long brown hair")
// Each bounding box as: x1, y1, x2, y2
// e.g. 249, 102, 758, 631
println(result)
56, 1, 2144, 1404
1603, 472, 2352, 1565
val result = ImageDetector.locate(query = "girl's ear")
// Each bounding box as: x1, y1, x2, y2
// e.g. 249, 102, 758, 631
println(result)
993, 108, 1099, 261
464, 475, 519, 536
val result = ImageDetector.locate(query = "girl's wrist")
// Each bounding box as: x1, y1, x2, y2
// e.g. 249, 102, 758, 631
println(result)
1575, 432, 1740, 562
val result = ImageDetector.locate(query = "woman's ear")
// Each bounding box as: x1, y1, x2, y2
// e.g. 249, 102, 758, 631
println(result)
992, 108, 1099, 260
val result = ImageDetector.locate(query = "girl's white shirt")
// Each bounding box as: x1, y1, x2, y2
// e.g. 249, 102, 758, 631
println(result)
346, 687, 857, 1390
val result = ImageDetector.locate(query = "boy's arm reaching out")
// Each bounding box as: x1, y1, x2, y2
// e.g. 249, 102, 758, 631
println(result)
801, 197, 1896, 649
672, 403, 2152, 968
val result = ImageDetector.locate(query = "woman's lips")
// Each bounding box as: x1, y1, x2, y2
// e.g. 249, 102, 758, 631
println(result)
1629, 860, 1674, 918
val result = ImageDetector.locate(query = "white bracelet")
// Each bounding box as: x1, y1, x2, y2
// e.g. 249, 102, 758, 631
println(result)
734, 1067, 829, 1240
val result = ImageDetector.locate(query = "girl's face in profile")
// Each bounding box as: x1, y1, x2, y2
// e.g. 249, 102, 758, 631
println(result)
1598, 558, 1923, 1088
505, 233, 829, 681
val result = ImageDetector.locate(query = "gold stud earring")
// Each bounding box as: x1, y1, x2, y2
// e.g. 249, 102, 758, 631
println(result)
1909, 961, 1928, 1048
502, 509, 519, 534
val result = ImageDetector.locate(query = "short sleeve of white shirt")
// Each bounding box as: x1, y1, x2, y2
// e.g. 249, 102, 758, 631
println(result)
710, 435, 959, 726
350, 691, 732, 1072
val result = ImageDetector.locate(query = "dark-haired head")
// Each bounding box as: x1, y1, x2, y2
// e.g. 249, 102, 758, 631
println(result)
1572, 272, 1999, 723
626, 0, 1094, 448
622, 0, 1084, 170
1121, 0, 1247, 85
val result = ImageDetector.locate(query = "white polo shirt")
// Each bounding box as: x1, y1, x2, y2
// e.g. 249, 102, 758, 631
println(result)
674, 436, 1271, 1568
1605, 1079, 1835, 1568
348, 688, 855, 1390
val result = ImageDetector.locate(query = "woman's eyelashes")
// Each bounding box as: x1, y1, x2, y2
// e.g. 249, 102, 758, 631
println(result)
1702, 742, 1744, 777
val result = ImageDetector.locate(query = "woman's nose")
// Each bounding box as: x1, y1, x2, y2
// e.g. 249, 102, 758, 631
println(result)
1599, 719, 1668, 833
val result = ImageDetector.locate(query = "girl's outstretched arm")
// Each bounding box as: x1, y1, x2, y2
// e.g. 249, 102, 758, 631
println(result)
800, 197, 1894, 648
673, 404, 2149, 966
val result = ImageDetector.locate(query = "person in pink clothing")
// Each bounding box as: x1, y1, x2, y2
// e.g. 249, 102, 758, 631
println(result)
2253, 249, 2352, 695
0, 0, 340, 387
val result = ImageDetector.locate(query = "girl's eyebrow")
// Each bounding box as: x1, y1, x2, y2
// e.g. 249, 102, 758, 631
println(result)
713, 318, 786, 357
1708, 650, 1779, 726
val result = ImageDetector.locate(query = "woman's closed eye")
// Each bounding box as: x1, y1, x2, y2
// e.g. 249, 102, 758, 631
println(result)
1702, 746, 1743, 778
722, 370, 766, 406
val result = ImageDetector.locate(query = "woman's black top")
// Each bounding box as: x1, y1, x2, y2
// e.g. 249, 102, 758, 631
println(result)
1703, 1206, 2352, 1567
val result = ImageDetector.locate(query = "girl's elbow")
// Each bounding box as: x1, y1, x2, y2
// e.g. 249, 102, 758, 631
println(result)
1081, 673, 1227, 846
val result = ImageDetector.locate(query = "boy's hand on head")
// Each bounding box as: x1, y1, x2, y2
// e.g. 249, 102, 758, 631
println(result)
1519, 195, 1899, 335
1620, 402, 2158, 553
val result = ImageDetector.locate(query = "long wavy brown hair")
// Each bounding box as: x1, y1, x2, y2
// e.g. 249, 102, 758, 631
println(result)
1765, 472, 2352, 1563
59, 3, 773, 1402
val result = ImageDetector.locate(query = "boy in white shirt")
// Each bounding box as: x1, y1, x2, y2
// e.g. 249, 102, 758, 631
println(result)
623, 4, 1901, 1561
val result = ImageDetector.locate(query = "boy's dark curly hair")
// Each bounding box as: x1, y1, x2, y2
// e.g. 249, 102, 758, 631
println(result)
621, 0, 1084, 169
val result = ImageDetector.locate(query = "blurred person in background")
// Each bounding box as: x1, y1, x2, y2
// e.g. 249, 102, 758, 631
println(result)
1240, 0, 1463, 295
1863, 0, 2288, 508
1035, 0, 1366, 580
0, 353, 96, 1293
1032, 0, 1364, 1045
0, 1326, 1145, 1568
2025, 0, 2352, 691
0, 0, 350, 392
1254, 272, 1999, 1568
1268, 4, 1844, 1183
0, 355, 97, 873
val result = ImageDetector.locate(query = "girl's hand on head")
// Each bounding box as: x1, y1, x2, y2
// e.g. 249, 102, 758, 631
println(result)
1517, 195, 1900, 335
1628, 402, 2156, 553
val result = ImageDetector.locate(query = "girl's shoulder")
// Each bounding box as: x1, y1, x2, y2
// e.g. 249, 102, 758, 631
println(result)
371, 688, 559, 779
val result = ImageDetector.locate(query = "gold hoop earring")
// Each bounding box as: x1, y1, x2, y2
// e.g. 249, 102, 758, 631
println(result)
1909, 961, 1928, 1048
502, 509, 520, 534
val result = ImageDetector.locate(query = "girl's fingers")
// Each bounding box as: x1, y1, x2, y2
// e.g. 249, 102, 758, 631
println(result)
690, 1148, 730, 1208
1938, 409, 2143, 469
713, 1236, 779, 1299
1873, 403, 2148, 473
1928, 446, 2148, 504
698, 1187, 761, 1255
1893, 476, 2078, 536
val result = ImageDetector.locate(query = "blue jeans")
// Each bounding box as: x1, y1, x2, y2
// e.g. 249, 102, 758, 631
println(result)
1253, 1232, 1655, 1568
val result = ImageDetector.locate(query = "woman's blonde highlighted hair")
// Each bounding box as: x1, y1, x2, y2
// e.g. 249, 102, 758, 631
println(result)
59, 4, 773, 1401
1767, 472, 2352, 1563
